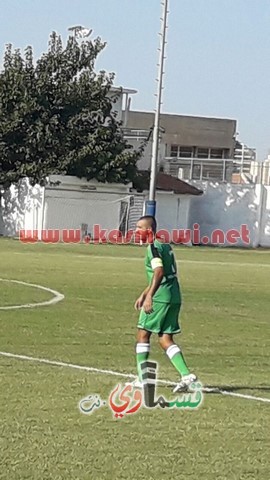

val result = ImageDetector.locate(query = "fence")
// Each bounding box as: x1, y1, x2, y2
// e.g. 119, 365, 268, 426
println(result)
162, 158, 270, 185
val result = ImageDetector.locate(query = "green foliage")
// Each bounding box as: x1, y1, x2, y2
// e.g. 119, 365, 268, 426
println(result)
0, 32, 141, 189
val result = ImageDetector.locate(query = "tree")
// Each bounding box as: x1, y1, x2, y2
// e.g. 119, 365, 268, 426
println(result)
0, 32, 142, 190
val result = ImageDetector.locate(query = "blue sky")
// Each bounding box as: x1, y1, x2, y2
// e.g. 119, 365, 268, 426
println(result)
0, 0, 269, 160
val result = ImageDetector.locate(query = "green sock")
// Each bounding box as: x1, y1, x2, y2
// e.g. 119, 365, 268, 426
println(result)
136, 343, 150, 381
166, 344, 190, 377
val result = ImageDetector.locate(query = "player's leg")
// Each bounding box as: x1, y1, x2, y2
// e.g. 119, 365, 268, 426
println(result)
158, 304, 197, 391
136, 328, 151, 382
136, 303, 165, 383
159, 333, 196, 391
158, 333, 190, 377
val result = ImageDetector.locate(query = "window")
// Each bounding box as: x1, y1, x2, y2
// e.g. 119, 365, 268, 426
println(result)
170, 145, 179, 157
210, 148, 223, 159
197, 148, 209, 159
170, 145, 194, 158
179, 146, 193, 158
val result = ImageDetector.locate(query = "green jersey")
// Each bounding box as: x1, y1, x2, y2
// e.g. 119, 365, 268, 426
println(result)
145, 240, 181, 304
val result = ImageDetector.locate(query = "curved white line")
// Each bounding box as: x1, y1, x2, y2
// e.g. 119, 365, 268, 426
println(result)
0, 278, 65, 310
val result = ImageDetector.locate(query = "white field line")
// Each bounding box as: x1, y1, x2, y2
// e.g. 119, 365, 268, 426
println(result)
0, 351, 269, 405
12, 251, 270, 268
88, 256, 270, 269
0, 279, 64, 310
2, 254, 269, 402
0, 351, 135, 378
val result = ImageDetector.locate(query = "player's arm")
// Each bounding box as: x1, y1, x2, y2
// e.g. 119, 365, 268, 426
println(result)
135, 244, 164, 312
142, 264, 164, 313
134, 285, 151, 310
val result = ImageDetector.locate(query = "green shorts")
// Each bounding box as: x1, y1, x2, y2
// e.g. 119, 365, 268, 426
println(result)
138, 302, 181, 334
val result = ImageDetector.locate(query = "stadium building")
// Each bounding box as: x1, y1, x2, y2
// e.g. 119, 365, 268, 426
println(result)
123, 110, 257, 183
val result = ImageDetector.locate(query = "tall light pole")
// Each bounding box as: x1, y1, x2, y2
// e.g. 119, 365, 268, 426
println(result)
145, 0, 169, 217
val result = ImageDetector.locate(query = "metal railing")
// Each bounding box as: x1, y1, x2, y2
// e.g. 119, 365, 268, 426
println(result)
162, 157, 270, 185
122, 129, 150, 140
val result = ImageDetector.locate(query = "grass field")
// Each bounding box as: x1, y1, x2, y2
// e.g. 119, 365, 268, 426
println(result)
0, 238, 270, 480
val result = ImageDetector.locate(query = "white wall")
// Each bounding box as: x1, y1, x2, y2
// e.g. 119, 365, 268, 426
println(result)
0, 179, 44, 236
156, 193, 191, 245
189, 181, 267, 247
43, 175, 132, 235
0, 176, 131, 238
259, 186, 270, 247
1, 176, 270, 248
128, 192, 192, 242
44, 189, 122, 233
0, 200, 5, 235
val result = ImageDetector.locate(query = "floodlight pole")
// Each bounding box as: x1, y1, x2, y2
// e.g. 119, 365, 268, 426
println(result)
145, 0, 169, 217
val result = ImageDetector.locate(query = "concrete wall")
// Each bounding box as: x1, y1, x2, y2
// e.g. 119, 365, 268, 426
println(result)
127, 138, 166, 172
259, 186, 270, 247
156, 192, 191, 233
0, 179, 44, 236
44, 190, 122, 233
1, 176, 269, 248
0, 176, 192, 241
43, 176, 131, 234
0, 176, 132, 238
189, 181, 270, 247
127, 192, 191, 237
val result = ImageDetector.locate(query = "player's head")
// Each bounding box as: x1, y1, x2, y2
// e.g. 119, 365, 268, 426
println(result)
136, 216, 157, 234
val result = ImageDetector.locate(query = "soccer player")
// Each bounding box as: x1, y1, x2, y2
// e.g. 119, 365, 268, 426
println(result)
134, 215, 196, 392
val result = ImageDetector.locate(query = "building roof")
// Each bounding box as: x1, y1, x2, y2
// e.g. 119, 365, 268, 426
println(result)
133, 171, 203, 195
111, 86, 137, 94
125, 110, 236, 151
156, 172, 203, 195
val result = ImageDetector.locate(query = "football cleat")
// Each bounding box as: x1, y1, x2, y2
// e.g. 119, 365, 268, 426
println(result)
172, 373, 197, 393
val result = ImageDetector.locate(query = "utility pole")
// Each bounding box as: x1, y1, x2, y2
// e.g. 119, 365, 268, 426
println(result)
145, 0, 169, 217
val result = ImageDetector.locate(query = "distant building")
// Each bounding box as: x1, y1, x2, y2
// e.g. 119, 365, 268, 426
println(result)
231, 141, 257, 183
124, 111, 237, 181
233, 141, 256, 172
124, 110, 260, 184
262, 156, 270, 185
246, 155, 270, 185
109, 87, 137, 123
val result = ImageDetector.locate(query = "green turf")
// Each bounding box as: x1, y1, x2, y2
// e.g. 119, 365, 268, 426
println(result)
0, 281, 52, 307
0, 238, 270, 479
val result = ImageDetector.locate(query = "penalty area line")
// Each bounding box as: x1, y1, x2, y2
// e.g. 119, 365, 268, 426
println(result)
0, 351, 270, 405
